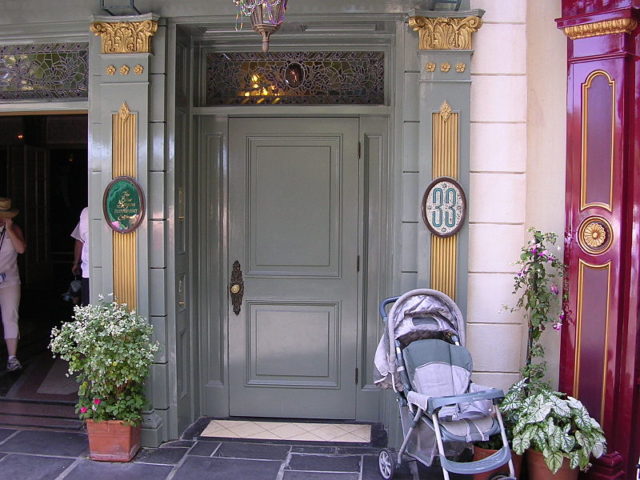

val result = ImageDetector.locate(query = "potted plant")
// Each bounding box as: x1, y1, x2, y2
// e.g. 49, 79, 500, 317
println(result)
495, 229, 607, 478
49, 298, 158, 462
501, 379, 606, 479
471, 229, 566, 478
472, 423, 523, 480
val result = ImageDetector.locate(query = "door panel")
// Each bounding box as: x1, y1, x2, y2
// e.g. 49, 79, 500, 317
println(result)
229, 117, 359, 419
8, 145, 51, 288
249, 139, 339, 275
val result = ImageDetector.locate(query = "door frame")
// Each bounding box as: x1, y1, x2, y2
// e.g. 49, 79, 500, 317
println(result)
193, 113, 391, 422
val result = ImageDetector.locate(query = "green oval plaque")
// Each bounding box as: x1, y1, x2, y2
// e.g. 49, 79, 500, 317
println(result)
103, 176, 145, 234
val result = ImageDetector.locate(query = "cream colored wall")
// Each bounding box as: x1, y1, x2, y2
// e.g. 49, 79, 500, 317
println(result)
466, 0, 567, 390
466, 0, 527, 391
525, 2, 567, 389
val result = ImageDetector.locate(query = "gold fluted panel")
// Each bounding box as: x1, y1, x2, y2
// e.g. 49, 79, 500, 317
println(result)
112, 103, 137, 310
564, 18, 637, 39
432, 101, 459, 177
408, 16, 482, 50
431, 101, 460, 299
431, 236, 458, 299
90, 20, 158, 54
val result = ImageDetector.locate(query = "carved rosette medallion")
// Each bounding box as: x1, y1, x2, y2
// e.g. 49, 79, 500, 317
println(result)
134, 64, 144, 75
426, 62, 436, 72
456, 62, 466, 73
408, 16, 483, 50
564, 18, 638, 39
440, 62, 451, 72
106, 65, 116, 75
578, 217, 613, 254
119, 65, 130, 75
90, 20, 158, 54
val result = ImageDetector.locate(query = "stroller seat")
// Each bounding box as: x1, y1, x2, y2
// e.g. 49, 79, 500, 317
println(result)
402, 339, 500, 443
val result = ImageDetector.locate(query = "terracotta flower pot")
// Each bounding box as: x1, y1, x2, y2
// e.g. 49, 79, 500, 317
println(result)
526, 448, 578, 480
86, 419, 141, 462
472, 445, 523, 480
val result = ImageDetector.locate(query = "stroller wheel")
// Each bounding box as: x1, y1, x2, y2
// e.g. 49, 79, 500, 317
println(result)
378, 449, 396, 479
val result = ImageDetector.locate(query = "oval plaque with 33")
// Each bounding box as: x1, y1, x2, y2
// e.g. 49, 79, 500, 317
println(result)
421, 177, 466, 237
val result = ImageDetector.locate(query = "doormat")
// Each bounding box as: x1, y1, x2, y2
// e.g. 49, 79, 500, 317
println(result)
200, 419, 371, 443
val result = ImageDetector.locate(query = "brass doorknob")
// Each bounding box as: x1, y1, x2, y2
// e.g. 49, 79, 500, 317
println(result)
230, 284, 241, 294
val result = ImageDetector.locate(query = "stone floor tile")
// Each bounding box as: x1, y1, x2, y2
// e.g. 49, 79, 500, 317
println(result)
0, 428, 17, 444
62, 459, 173, 480
171, 456, 282, 480
0, 430, 88, 457
287, 454, 361, 472
134, 447, 189, 464
283, 472, 359, 480
187, 441, 220, 456
290, 445, 336, 454
215, 442, 290, 460
0, 454, 75, 480
336, 446, 380, 455
361, 454, 416, 479
159, 440, 194, 448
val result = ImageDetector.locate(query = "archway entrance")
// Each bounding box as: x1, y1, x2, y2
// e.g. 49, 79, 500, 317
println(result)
0, 114, 86, 429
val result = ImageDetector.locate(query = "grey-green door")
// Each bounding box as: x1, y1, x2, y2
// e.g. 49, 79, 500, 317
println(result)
228, 117, 359, 419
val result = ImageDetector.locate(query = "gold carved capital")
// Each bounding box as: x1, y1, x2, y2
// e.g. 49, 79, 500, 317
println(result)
408, 16, 482, 50
564, 18, 638, 39
90, 20, 158, 54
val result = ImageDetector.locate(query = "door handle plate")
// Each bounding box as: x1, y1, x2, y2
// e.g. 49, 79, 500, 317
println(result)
230, 260, 244, 315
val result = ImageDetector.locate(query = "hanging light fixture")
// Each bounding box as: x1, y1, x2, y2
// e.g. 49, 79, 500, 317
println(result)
234, 0, 288, 52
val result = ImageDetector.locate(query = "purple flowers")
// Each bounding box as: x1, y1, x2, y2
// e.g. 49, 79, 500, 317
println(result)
80, 407, 88, 414
93, 398, 101, 405
552, 322, 562, 331
550, 284, 559, 295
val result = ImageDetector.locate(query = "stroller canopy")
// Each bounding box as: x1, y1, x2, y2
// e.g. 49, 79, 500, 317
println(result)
374, 289, 466, 390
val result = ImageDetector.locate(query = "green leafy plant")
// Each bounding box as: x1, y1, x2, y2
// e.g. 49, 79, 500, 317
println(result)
476, 229, 568, 451
501, 379, 606, 473
512, 228, 567, 382
49, 298, 158, 425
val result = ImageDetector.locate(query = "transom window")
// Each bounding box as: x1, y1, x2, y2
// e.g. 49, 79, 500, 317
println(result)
205, 51, 384, 105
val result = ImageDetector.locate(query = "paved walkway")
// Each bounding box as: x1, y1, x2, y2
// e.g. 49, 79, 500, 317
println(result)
0, 424, 448, 479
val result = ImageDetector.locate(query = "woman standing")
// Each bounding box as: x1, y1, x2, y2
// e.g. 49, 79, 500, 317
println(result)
0, 198, 26, 371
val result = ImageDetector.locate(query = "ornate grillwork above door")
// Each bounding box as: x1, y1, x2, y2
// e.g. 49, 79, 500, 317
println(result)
205, 51, 384, 105
0, 43, 88, 101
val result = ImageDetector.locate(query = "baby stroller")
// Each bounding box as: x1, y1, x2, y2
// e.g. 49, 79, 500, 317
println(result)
373, 289, 516, 479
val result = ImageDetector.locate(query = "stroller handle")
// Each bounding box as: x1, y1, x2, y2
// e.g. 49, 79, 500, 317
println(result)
379, 296, 400, 321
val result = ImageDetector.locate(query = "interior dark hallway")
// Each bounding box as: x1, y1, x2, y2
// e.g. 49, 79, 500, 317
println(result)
0, 114, 87, 430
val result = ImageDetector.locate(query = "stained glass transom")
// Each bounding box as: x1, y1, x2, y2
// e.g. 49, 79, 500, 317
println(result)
0, 43, 88, 101
205, 51, 384, 105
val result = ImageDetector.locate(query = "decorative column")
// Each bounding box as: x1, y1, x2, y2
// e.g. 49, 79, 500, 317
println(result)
408, 9, 483, 304
557, 2, 640, 478
89, 13, 168, 446
90, 15, 158, 310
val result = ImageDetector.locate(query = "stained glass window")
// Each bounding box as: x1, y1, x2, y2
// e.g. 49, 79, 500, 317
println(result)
205, 51, 384, 105
0, 43, 88, 101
